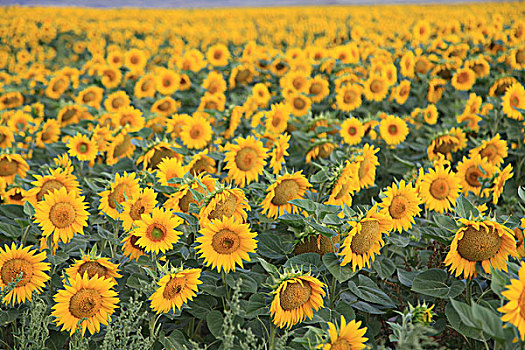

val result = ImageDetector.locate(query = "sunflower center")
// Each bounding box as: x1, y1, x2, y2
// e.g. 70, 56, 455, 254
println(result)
331, 338, 352, 350
235, 69, 250, 83
158, 101, 170, 111
82, 91, 95, 103
208, 194, 237, 220
190, 126, 202, 139
429, 178, 450, 200
147, 225, 167, 241
130, 199, 146, 221
388, 124, 398, 135
149, 147, 175, 170
465, 165, 482, 187
111, 97, 124, 109
435, 140, 455, 155
77, 142, 88, 154
515, 228, 524, 247
0, 134, 5, 144
292, 78, 304, 90
279, 281, 312, 311
293, 97, 306, 110
344, 90, 356, 103
130, 56, 139, 65
77, 261, 107, 279
108, 183, 132, 209
41, 127, 54, 142
49, 202, 76, 228
457, 72, 469, 84
129, 235, 145, 252
480, 144, 497, 161
516, 49, 525, 64
334, 181, 351, 200
37, 179, 65, 201
271, 179, 300, 206
389, 195, 408, 219
113, 134, 132, 158
190, 159, 213, 175
310, 83, 323, 95
511, 96, 519, 107
62, 108, 77, 122
370, 79, 383, 93
318, 144, 333, 158
212, 229, 241, 254
0, 258, 33, 286
457, 226, 502, 262
69, 288, 102, 319
179, 191, 197, 213
234, 147, 258, 171
351, 220, 380, 254
142, 79, 153, 92
271, 114, 282, 128
358, 158, 370, 180
163, 277, 186, 300
348, 126, 357, 136
0, 158, 18, 176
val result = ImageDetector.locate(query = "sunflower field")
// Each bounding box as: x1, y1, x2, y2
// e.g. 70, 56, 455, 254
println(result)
0, 3, 525, 349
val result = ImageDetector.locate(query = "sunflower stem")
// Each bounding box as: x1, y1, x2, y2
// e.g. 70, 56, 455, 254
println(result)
222, 270, 231, 310
466, 279, 473, 305
269, 322, 276, 350
329, 275, 337, 309
20, 225, 31, 246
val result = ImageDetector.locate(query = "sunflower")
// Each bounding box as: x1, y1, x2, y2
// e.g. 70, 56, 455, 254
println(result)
265, 103, 291, 135
223, 136, 268, 188
427, 78, 447, 103
206, 44, 230, 67
502, 83, 525, 120
0, 243, 50, 305
52, 273, 118, 336
252, 83, 271, 107
326, 161, 359, 207
165, 174, 216, 215
270, 274, 326, 329
156, 157, 185, 188
353, 144, 380, 190
340, 118, 364, 145
379, 115, 409, 146
306, 141, 335, 163
121, 233, 146, 261
34, 187, 89, 247
106, 132, 135, 166
199, 187, 250, 226
451, 67, 476, 91
444, 219, 517, 279
98, 172, 141, 220
112, 106, 145, 133
509, 46, 525, 70
76, 86, 104, 109
489, 77, 518, 97
139, 142, 183, 171
185, 150, 216, 176
320, 315, 368, 350
489, 164, 513, 205
288, 94, 311, 117
340, 207, 392, 271
394, 80, 411, 105
196, 216, 257, 273
0, 126, 14, 148
134, 74, 156, 98
269, 134, 290, 175
229, 64, 255, 88
151, 97, 180, 117
455, 155, 496, 196
0, 154, 29, 184
121, 188, 158, 231
64, 256, 121, 283
469, 134, 508, 167
156, 69, 180, 95
35, 119, 61, 148
133, 207, 183, 254
150, 268, 202, 313
308, 76, 330, 103
45, 75, 69, 100
418, 164, 461, 213
499, 262, 525, 340
364, 75, 389, 102
423, 104, 439, 125
125, 48, 147, 72
3, 186, 25, 205
67, 133, 98, 162
25, 167, 79, 206
180, 114, 213, 150
379, 180, 422, 233
100, 66, 122, 89
57, 104, 84, 126
202, 71, 226, 95
261, 172, 311, 219
336, 84, 363, 112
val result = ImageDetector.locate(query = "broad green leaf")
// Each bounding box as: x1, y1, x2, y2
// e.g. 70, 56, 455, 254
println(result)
322, 253, 356, 283
411, 269, 465, 298
206, 310, 224, 338
373, 255, 396, 279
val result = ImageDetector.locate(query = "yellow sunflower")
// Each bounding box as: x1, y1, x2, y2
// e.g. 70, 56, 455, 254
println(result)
52, 273, 118, 336
320, 315, 368, 350
150, 268, 202, 313
0, 154, 29, 185
199, 187, 250, 226
451, 67, 476, 91
67, 133, 98, 162
196, 216, 257, 273
270, 274, 326, 329
25, 168, 79, 206
336, 84, 363, 112
121, 233, 146, 261
98, 172, 141, 220
325, 161, 359, 207
34, 187, 89, 247
379, 180, 422, 233
261, 171, 311, 219
206, 44, 230, 67
265, 103, 291, 135
0, 243, 50, 305
354, 144, 380, 190
155, 68, 180, 95
121, 187, 158, 231
469, 134, 508, 167
444, 219, 517, 279
308, 76, 330, 103
151, 97, 180, 117
489, 164, 513, 205
418, 164, 461, 213
269, 134, 290, 175
112, 106, 145, 133
165, 174, 216, 216
502, 83, 525, 121
134, 74, 156, 98
132, 207, 183, 254
156, 157, 185, 188
35, 119, 61, 148
106, 132, 135, 166
340, 118, 364, 145
340, 207, 392, 271
499, 262, 525, 340
180, 114, 213, 150
124, 48, 147, 72
104, 91, 130, 113
185, 150, 216, 176
455, 155, 496, 196
0, 126, 14, 148
364, 75, 389, 102
306, 141, 335, 163
394, 80, 411, 105
64, 256, 121, 283
379, 115, 409, 146
224, 136, 268, 188
138, 142, 183, 171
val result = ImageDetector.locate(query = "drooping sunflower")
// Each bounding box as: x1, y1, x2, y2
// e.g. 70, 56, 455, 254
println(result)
269, 134, 290, 175
394, 80, 411, 105
502, 83, 525, 121
223, 136, 268, 188
320, 315, 368, 350
270, 273, 326, 329
185, 150, 216, 176
134, 74, 156, 98
64, 256, 121, 283
379, 115, 409, 146
340, 117, 364, 145
165, 174, 216, 216
25, 167, 79, 206
67, 133, 98, 162
0, 126, 14, 148
340, 207, 392, 271
469, 134, 508, 167
451, 67, 476, 91
499, 262, 525, 340
444, 219, 517, 279
106, 132, 135, 166
180, 114, 213, 150
121, 188, 158, 231
156, 157, 185, 188
354, 144, 380, 189
150, 268, 202, 314
52, 273, 119, 336
196, 216, 257, 273
35, 119, 61, 148
455, 155, 496, 196
199, 187, 250, 226
379, 180, 422, 233
121, 233, 146, 261
132, 207, 183, 254
0, 243, 50, 305
489, 164, 513, 205
138, 142, 183, 171
3, 186, 25, 205
0, 154, 29, 184
418, 164, 461, 213
336, 84, 363, 112
261, 172, 311, 219
98, 172, 141, 220
151, 97, 180, 117
306, 141, 335, 163
265, 103, 291, 135
325, 161, 359, 207
34, 187, 89, 247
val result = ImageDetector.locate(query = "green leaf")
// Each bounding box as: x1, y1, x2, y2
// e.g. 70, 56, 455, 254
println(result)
455, 195, 479, 219
397, 269, 419, 288
373, 255, 396, 279
306, 218, 337, 237
206, 310, 224, 338
257, 257, 279, 275
323, 213, 342, 225
257, 232, 292, 259
240, 294, 268, 318
278, 213, 305, 227
491, 267, 511, 296
433, 214, 458, 232
411, 269, 465, 298
289, 199, 316, 213
225, 272, 258, 293
187, 295, 218, 320
348, 275, 396, 308
470, 302, 505, 343
518, 186, 525, 202
285, 253, 322, 270
310, 169, 329, 183
23, 201, 35, 217
323, 253, 356, 283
